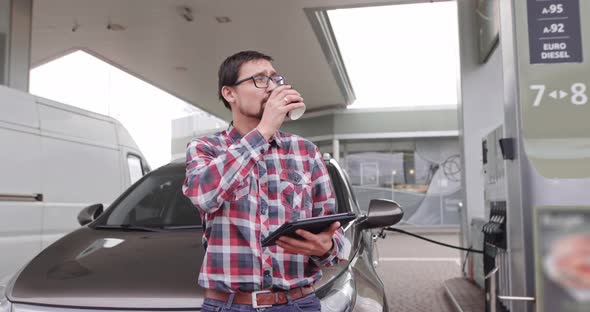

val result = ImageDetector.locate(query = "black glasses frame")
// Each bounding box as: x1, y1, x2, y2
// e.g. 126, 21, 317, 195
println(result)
232, 75, 285, 89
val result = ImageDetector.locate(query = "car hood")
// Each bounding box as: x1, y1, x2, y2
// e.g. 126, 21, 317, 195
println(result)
8, 227, 205, 309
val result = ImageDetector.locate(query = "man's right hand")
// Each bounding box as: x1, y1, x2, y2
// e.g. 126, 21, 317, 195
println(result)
256, 85, 305, 140
276, 221, 340, 257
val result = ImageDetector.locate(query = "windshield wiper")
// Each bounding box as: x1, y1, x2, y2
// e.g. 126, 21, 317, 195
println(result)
161, 225, 202, 230
93, 224, 165, 232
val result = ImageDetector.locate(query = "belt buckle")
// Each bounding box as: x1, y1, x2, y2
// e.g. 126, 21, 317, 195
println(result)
252, 290, 273, 308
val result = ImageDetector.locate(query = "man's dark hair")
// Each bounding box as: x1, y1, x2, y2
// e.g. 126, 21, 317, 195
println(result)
218, 50, 273, 110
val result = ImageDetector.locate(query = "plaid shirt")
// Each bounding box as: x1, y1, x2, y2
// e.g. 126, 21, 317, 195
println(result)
182, 124, 349, 292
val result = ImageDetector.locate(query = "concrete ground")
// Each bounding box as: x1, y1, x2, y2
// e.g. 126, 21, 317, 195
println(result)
375, 231, 464, 312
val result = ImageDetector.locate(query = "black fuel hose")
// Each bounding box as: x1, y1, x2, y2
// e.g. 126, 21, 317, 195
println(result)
384, 227, 483, 254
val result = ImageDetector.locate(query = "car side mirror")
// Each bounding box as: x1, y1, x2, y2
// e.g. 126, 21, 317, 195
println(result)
362, 199, 403, 229
77, 203, 104, 226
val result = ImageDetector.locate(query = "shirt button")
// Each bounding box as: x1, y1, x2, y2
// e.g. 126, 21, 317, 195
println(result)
262, 270, 273, 288
261, 201, 268, 214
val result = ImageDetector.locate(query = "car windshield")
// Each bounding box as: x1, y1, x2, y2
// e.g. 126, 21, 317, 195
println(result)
93, 162, 356, 231
95, 165, 202, 229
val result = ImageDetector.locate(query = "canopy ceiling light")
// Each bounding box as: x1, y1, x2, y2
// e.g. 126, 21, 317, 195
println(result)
177, 6, 194, 22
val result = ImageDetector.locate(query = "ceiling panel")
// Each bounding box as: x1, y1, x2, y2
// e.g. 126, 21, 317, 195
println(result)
31, 0, 426, 120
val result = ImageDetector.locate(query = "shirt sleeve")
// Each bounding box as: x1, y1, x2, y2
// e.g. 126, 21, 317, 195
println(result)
308, 147, 351, 267
182, 129, 269, 214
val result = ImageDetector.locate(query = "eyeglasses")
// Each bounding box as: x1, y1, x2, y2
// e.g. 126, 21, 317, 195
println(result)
233, 74, 286, 89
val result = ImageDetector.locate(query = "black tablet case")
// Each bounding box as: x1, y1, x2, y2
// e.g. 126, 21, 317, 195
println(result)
261, 212, 356, 247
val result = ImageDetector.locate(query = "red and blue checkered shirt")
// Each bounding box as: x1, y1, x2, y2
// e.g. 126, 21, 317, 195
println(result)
182, 124, 349, 292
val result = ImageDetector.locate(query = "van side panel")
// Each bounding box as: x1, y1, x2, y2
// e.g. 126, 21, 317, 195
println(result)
0, 86, 43, 280
40, 137, 122, 248
0, 202, 43, 280
0, 86, 145, 278
38, 103, 123, 248
0, 85, 38, 128
38, 100, 119, 147
0, 127, 43, 280
0, 121, 41, 196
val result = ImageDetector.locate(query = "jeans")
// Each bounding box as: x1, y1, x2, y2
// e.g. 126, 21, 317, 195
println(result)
201, 293, 321, 312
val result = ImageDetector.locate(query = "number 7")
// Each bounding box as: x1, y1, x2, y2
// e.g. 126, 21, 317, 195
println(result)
530, 85, 546, 107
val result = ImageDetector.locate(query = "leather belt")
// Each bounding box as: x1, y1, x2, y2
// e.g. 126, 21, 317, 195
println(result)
204, 285, 315, 308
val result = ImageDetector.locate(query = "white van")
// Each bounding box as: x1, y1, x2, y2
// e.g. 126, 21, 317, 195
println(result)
0, 85, 149, 279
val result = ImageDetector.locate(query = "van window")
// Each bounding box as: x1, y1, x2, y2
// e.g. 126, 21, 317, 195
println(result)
127, 154, 144, 184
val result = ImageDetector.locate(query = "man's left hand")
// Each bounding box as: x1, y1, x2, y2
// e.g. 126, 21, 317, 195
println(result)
275, 222, 340, 257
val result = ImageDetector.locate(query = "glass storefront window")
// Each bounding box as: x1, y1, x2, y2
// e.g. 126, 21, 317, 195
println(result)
335, 138, 462, 227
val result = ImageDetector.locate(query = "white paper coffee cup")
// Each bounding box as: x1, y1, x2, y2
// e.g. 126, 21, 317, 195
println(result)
287, 105, 306, 120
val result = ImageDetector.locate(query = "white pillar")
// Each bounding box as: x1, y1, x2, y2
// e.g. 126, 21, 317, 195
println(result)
332, 138, 340, 162
0, 0, 32, 91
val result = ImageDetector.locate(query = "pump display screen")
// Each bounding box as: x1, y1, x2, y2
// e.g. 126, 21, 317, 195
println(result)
535, 207, 590, 312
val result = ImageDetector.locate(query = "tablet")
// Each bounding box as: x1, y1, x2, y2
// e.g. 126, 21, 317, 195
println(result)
261, 212, 356, 247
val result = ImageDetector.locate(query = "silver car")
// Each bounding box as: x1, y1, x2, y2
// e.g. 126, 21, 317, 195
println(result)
1, 157, 402, 312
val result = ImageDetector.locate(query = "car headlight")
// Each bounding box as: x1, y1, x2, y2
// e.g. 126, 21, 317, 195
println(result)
319, 271, 356, 312
0, 285, 11, 312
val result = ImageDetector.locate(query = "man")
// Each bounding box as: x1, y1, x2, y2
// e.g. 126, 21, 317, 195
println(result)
182, 50, 349, 311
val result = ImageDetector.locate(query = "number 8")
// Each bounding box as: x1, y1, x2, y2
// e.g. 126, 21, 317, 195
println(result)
571, 83, 588, 105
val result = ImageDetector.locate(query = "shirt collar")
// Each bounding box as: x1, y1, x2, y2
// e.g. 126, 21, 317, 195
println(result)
226, 122, 242, 142
226, 121, 283, 148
